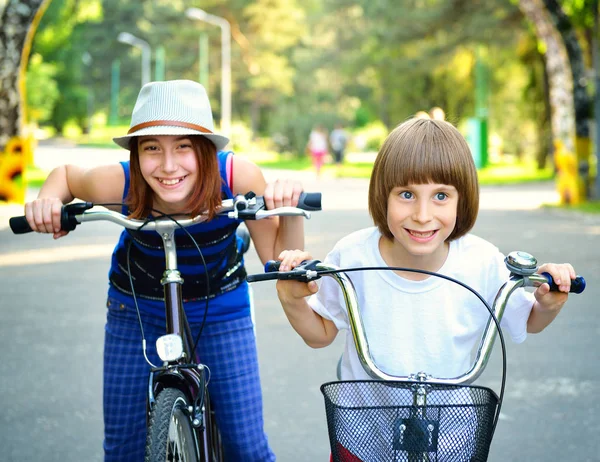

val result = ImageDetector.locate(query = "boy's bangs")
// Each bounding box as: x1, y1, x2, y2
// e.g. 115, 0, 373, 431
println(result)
385, 141, 463, 190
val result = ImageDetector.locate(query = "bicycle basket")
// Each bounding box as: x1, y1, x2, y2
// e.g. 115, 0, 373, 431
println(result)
321, 380, 499, 462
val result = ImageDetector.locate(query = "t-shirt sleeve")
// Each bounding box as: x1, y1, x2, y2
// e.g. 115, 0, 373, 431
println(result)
488, 249, 534, 344
307, 246, 350, 331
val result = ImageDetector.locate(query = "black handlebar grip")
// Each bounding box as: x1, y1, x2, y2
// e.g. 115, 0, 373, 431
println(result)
246, 260, 281, 282
264, 260, 281, 272
9, 216, 33, 234
541, 272, 586, 294
297, 192, 321, 211
246, 272, 282, 283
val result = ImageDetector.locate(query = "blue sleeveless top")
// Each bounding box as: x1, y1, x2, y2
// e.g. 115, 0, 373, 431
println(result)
107, 151, 251, 323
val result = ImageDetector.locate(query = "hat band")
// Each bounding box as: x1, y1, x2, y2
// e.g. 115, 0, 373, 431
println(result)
128, 120, 213, 135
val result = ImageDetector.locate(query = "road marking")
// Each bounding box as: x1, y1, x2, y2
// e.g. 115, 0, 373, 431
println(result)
0, 244, 115, 267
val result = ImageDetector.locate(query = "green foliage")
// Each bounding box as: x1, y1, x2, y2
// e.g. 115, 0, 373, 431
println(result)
21, 0, 571, 170
26, 54, 59, 122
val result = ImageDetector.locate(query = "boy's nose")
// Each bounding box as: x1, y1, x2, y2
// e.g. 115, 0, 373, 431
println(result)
413, 201, 432, 223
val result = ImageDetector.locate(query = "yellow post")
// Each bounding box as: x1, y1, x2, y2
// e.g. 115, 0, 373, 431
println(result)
554, 139, 582, 205
0, 0, 51, 204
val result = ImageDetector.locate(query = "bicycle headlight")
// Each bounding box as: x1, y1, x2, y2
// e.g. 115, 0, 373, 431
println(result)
156, 334, 184, 362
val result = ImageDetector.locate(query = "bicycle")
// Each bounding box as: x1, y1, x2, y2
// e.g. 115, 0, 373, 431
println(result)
10, 190, 321, 462
247, 251, 585, 461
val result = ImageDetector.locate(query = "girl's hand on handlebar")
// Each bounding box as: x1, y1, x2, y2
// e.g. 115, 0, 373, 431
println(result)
263, 179, 303, 211
24, 198, 69, 239
534, 262, 577, 311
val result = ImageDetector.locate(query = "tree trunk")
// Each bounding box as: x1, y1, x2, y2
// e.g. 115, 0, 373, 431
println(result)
518, 0, 581, 204
543, 0, 592, 199
0, 0, 48, 151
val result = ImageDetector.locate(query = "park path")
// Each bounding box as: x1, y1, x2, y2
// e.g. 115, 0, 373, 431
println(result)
0, 143, 561, 230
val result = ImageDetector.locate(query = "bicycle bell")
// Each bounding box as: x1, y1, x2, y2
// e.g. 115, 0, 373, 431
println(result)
504, 251, 538, 276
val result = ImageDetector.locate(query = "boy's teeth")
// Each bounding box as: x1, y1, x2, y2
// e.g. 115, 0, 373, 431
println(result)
410, 230, 434, 237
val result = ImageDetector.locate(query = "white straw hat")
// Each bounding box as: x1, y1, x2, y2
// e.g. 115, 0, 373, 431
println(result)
113, 80, 229, 151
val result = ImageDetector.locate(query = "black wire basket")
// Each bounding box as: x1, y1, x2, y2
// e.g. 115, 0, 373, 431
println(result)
321, 380, 499, 462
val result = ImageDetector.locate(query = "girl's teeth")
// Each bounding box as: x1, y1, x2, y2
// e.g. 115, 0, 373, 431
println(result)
159, 178, 182, 185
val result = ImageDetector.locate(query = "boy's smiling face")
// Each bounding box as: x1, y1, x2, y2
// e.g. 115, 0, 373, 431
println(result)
384, 182, 458, 267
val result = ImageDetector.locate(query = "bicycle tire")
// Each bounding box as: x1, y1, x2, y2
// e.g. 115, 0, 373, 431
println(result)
145, 387, 199, 462
205, 394, 224, 462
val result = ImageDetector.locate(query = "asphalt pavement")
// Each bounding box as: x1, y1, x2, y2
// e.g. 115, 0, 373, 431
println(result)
0, 144, 598, 461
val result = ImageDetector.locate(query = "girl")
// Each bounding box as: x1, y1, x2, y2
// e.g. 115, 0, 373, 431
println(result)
24, 80, 304, 461
275, 118, 577, 459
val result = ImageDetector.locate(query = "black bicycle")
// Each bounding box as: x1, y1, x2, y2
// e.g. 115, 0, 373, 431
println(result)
248, 251, 585, 461
10, 190, 321, 462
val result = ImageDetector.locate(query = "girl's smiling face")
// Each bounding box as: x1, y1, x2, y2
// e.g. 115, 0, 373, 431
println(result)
137, 135, 199, 214
384, 182, 459, 269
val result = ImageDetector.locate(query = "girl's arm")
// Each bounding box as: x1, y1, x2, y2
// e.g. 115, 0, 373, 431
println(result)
231, 156, 304, 264
527, 262, 576, 333
24, 164, 125, 238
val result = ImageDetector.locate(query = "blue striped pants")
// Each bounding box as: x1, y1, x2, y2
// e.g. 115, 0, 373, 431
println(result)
103, 297, 275, 461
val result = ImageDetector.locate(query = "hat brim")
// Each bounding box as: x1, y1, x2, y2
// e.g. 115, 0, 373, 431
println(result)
113, 126, 230, 151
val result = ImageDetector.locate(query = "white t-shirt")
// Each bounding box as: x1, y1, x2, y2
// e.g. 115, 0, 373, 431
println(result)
309, 227, 534, 381
308, 130, 328, 152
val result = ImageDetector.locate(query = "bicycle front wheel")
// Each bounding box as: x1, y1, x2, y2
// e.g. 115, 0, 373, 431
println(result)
145, 387, 199, 462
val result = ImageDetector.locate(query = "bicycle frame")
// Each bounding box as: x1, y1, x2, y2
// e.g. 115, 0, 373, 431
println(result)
248, 251, 585, 461
10, 191, 320, 461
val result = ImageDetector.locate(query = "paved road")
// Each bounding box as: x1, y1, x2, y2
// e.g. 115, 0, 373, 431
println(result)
0, 145, 598, 461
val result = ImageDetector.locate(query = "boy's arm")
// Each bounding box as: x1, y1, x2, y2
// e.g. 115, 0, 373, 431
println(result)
275, 249, 339, 348
527, 262, 576, 333
276, 279, 338, 348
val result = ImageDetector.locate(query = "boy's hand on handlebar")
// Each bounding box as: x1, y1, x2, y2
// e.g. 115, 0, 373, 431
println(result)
24, 198, 69, 239
275, 250, 318, 302
263, 179, 303, 211
534, 262, 577, 311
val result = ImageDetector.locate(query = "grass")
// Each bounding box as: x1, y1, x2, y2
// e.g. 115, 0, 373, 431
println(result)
544, 200, 600, 214
22, 151, 555, 188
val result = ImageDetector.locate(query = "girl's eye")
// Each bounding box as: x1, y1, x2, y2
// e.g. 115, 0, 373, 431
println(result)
178, 143, 192, 149
400, 191, 413, 199
435, 192, 448, 201
143, 145, 159, 152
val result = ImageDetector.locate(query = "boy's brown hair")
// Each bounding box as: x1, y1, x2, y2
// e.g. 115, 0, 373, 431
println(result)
368, 118, 479, 242
126, 136, 223, 219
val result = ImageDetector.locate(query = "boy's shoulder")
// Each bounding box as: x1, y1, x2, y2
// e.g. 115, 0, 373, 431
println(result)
326, 227, 379, 265
454, 233, 502, 262
334, 227, 379, 251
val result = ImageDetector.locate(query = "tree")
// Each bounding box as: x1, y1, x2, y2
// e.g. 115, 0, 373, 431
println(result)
0, 0, 49, 150
518, 0, 590, 203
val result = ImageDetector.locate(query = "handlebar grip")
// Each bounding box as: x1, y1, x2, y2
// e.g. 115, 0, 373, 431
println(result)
9, 202, 93, 235
264, 260, 281, 272
541, 272, 586, 294
246, 272, 282, 283
297, 192, 321, 211
9, 216, 33, 234
246, 260, 281, 283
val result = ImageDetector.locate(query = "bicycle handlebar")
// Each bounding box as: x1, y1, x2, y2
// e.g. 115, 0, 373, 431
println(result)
9, 191, 322, 235
247, 253, 585, 385
249, 259, 586, 294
